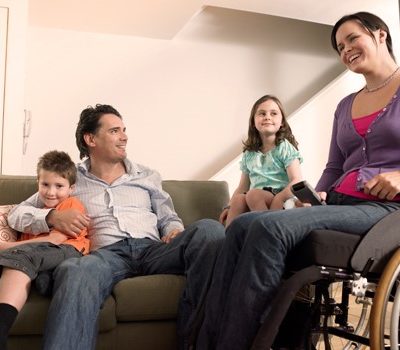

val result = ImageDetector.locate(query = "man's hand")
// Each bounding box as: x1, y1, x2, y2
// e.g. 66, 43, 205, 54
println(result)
364, 171, 400, 200
161, 229, 182, 244
46, 209, 90, 238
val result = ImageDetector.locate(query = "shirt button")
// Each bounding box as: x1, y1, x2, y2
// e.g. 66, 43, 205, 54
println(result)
367, 129, 371, 133
362, 147, 366, 151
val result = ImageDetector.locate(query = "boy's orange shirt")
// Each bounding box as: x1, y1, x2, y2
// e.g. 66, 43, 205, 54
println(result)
19, 197, 90, 254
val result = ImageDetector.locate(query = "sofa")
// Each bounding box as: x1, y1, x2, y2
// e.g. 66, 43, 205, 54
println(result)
0, 175, 229, 350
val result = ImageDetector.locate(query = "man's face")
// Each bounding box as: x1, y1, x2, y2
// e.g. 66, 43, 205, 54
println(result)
89, 114, 128, 163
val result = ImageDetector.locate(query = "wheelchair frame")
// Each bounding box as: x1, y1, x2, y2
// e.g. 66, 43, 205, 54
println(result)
250, 209, 400, 350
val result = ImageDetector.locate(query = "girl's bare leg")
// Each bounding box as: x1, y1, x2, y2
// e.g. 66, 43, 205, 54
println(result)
246, 189, 274, 211
226, 193, 249, 227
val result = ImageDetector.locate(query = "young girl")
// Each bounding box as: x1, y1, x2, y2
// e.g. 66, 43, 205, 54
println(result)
220, 94, 302, 226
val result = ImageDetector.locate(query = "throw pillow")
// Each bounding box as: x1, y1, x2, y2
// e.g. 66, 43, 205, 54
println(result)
0, 205, 17, 242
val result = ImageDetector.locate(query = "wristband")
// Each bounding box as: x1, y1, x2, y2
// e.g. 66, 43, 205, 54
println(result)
223, 205, 231, 210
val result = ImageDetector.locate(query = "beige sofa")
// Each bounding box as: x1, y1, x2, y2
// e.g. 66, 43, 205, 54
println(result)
0, 175, 229, 350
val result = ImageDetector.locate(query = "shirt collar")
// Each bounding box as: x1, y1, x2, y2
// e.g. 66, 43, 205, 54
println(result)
77, 158, 142, 177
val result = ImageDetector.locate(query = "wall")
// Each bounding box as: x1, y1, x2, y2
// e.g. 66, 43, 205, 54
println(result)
19, 6, 343, 179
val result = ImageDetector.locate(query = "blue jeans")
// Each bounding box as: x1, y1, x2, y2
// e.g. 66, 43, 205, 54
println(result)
196, 193, 400, 350
42, 219, 225, 350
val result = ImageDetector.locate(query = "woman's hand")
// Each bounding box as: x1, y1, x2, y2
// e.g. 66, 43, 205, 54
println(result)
295, 191, 327, 207
364, 171, 400, 200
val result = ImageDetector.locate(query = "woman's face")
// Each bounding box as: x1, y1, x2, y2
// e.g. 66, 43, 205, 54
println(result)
335, 20, 381, 73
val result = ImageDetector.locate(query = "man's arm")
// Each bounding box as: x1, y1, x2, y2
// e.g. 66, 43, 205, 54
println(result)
8, 193, 53, 234
8, 193, 89, 238
149, 172, 184, 239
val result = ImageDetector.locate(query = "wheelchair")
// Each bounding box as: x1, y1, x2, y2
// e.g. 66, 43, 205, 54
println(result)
250, 209, 400, 350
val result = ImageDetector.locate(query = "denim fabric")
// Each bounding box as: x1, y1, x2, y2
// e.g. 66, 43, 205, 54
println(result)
42, 219, 225, 350
197, 194, 400, 350
0, 243, 81, 280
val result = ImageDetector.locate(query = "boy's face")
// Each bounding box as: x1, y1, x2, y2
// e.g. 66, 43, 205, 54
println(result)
38, 169, 74, 208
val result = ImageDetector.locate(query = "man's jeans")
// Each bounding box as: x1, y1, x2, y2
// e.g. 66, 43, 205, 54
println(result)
196, 193, 400, 350
42, 219, 225, 350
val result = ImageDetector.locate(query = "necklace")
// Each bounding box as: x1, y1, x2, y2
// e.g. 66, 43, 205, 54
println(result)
364, 66, 400, 93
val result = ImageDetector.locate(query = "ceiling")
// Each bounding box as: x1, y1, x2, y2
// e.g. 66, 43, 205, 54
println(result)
28, 0, 396, 39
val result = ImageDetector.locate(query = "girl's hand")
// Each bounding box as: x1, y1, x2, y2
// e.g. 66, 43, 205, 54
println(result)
364, 171, 400, 200
219, 208, 229, 224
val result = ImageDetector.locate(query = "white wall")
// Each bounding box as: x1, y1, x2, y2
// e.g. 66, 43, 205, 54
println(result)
18, 6, 343, 179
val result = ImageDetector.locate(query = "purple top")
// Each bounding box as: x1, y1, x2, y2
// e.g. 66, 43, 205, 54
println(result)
316, 88, 400, 193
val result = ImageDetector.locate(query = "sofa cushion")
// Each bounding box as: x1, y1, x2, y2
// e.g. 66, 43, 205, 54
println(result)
162, 180, 229, 226
10, 288, 117, 334
113, 274, 186, 321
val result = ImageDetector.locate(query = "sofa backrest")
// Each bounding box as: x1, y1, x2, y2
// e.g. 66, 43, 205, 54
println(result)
0, 176, 229, 226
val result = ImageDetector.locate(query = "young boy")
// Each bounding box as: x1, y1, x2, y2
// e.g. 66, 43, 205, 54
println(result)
0, 150, 89, 349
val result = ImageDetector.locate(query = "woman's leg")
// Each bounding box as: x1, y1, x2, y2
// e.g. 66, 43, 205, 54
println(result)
196, 212, 263, 350
216, 202, 400, 350
139, 219, 225, 350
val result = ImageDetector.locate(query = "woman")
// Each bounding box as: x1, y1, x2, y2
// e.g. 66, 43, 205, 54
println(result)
195, 12, 400, 350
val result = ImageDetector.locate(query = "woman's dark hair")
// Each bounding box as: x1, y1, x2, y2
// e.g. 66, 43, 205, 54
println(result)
331, 12, 395, 61
75, 104, 122, 159
242, 95, 298, 152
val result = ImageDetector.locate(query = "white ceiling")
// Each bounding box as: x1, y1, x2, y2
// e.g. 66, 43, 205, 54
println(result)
28, 0, 396, 39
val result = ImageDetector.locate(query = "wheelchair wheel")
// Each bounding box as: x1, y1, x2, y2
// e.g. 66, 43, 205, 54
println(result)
370, 248, 400, 350
314, 282, 371, 350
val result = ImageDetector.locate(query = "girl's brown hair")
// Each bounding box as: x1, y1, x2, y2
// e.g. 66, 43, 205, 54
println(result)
242, 95, 298, 152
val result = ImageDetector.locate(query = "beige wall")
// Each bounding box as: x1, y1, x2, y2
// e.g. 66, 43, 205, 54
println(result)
21, 7, 343, 179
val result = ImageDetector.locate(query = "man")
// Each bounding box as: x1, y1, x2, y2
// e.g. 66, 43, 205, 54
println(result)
8, 104, 225, 350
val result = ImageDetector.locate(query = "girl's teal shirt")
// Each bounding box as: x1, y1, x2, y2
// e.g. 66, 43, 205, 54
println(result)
240, 139, 302, 190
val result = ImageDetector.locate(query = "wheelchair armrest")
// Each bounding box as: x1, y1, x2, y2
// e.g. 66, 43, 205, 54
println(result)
351, 209, 400, 273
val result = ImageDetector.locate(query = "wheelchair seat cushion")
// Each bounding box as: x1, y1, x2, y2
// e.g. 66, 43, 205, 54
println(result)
287, 230, 362, 270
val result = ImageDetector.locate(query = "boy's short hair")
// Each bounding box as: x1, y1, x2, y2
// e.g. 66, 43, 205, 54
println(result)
37, 151, 77, 185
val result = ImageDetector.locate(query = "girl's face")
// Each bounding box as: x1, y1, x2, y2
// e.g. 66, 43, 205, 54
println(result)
335, 20, 382, 73
254, 99, 283, 136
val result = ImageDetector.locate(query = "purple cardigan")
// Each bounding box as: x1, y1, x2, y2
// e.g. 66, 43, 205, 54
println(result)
316, 88, 400, 193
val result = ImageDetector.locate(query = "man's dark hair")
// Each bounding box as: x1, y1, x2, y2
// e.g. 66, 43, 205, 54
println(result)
75, 104, 122, 159
37, 150, 77, 185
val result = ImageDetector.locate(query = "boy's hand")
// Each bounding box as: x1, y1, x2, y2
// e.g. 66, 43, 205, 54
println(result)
47, 231, 69, 245
46, 209, 90, 238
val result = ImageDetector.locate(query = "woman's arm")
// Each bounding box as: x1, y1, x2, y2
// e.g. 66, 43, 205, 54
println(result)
364, 171, 400, 200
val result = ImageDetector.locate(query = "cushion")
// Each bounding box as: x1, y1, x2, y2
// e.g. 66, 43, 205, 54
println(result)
287, 229, 362, 270
0, 204, 17, 242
